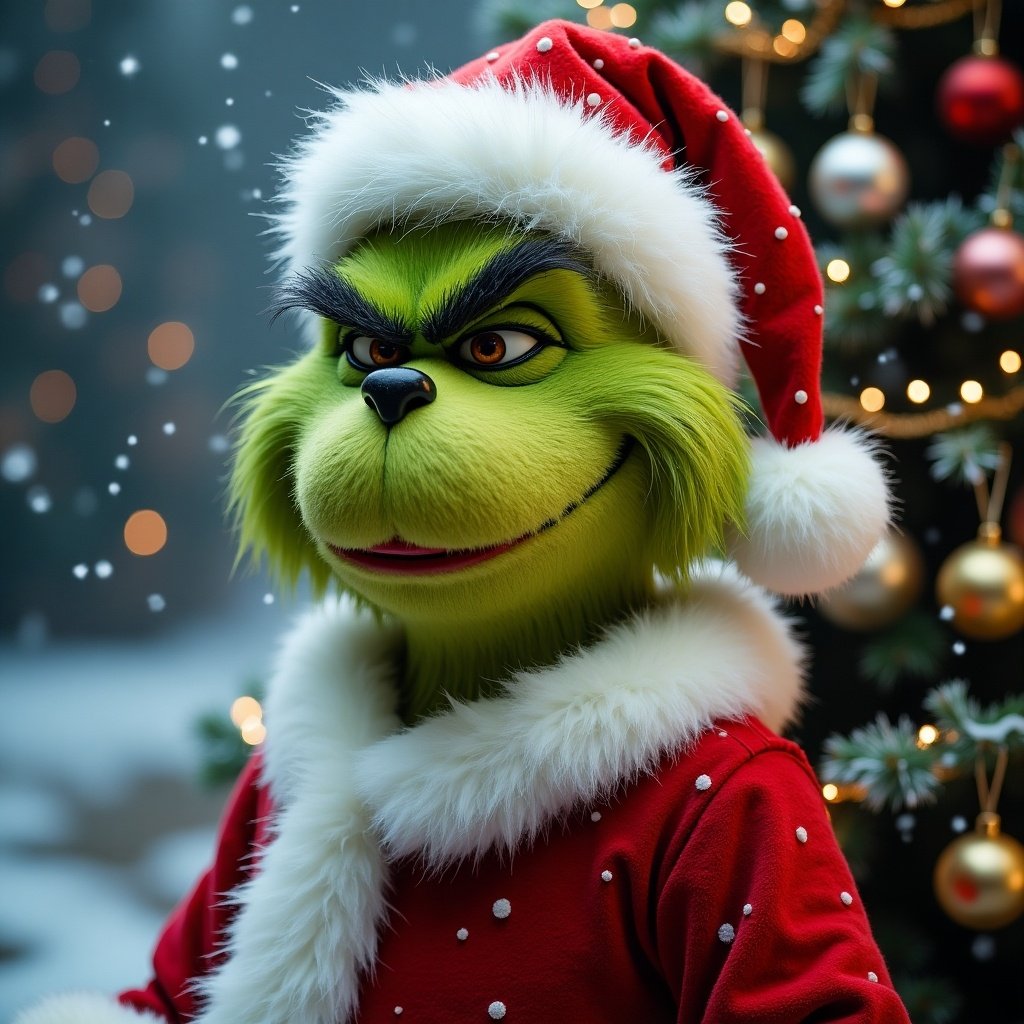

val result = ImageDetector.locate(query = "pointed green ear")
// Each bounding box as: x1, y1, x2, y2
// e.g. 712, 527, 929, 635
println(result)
227, 357, 332, 594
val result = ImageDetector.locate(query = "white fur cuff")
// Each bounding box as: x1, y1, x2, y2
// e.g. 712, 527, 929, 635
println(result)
730, 427, 891, 596
13, 992, 162, 1024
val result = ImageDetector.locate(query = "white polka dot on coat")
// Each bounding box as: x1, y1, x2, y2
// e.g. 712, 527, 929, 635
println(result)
492, 898, 511, 919
695, 774, 712, 791
488, 1000, 507, 1019
536, 37, 553, 53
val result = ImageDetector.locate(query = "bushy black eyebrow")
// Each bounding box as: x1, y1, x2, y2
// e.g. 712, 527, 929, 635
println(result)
421, 238, 592, 343
267, 266, 413, 345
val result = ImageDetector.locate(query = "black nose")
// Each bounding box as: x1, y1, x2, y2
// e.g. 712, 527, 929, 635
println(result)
360, 368, 437, 426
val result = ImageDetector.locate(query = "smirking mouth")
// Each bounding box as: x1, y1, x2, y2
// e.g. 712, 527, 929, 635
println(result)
327, 436, 636, 575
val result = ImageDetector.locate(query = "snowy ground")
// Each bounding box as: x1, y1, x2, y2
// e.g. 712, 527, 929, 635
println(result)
0, 591, 293, 1018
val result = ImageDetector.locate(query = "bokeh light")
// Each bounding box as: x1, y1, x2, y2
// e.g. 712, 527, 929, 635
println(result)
587, 7, 613, 28
148, 321, 195, 370
123, 509, 168, 556
576, 0, 604, 7
609, 3, 637, 27
724, 2, 752, 27
917, 724, 939, 747
1000, 349, 1022, 373
822, 783, 839, 802
30, 370, 77, 423
906, 379, 930, 404
52, 137, 99, 183
77, 264, 122, 312
773, 35, 798, 57
87, 169, 134, 219
826, 259, 851, 283
241, 718, 267, 745
859, 387, 885, 412
781, 19, 806, 44
34, 50, 80, 94
230, 695, 263, 727
959, 380, 983, 403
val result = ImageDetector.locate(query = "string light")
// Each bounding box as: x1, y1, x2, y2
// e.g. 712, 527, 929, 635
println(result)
773, 35, 798, 57
822, 783, 839, 801
1000, 350, 1022, 373
781, 19, 807, 43
123, 509, 168, 556
917, 724, 940, 747
960, 380, 983, 403
859, 387, 885, 412
576, 0, 604, 7
724, 2, 752, 27
587, 7, 613, 28
826, 258, 851, 283
882, 0, 907, 7
906, 379, 930, 404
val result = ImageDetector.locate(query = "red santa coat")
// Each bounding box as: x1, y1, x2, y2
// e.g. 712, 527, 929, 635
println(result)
18, 566, 910, 1024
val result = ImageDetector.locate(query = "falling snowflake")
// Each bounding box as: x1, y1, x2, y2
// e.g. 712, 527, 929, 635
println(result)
62, 255, 84, 277
94, 560, 113, 579
27, 486, 52, 513
220, 53, 239, 70
215, 124, 241, 150
2, 443, 37, 482
163, 422, 176, 436
115, 454, 130, 470
148, 594, 167, 612
38, 283, 59, 303
59, 302, 87, 329
72, 563, 89, 579
231, 5, 254, 25
119, 55, 141, 77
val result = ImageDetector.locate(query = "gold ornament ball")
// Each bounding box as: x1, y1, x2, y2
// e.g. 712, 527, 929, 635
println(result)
819, 530, 924, 630
936, 524, 1024, 640
934, 814, 1024, 930
748, 126, 797, 193
808, 130, 910, 228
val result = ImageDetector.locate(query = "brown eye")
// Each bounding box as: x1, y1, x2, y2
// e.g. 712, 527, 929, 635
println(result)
349, 336, 405, 369
459, 329, 541, 368
469, 332, 506, 365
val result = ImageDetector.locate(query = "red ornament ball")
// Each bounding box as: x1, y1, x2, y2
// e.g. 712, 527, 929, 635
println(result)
937, 55, 1024, 145
953, 227, 1024, 320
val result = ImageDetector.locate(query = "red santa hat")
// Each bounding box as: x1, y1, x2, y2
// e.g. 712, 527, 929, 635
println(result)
272, 19, 890, 596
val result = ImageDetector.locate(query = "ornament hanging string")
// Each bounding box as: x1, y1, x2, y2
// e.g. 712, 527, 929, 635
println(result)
991, 143, 1020, 228
971, 442, 1012, 525
741, 56, 770, 130
973, 0, 1002, 55
975, 744, 1009, 816
846, 71, 879, 132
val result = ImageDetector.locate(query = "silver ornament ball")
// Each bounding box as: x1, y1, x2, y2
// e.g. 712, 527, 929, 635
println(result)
809, 131, 910, 228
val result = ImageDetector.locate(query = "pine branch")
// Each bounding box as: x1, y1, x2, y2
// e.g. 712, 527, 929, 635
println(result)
649, 2, 725, 75
822, 714, 943, 812
894, 976, 963, 1024
871, 201, 968, 325
926, 425, 1002, 486
858, 613, 945, 691
800, 18, 896, 117
818, 236, 894, 353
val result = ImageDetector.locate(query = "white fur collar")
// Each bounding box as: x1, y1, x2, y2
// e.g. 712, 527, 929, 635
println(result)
196, 562, 804, 1024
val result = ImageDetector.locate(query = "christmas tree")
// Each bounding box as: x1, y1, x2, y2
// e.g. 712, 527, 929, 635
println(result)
474, 2, 1024, 1021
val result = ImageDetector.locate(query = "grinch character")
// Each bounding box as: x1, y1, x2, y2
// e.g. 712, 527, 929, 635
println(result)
19, 20, 911, 1024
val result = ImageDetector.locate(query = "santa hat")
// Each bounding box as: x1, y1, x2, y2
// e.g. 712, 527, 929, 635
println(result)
271, 19, 890, 596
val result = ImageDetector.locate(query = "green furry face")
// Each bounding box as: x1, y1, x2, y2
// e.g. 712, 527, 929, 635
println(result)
231, 221, 749, 624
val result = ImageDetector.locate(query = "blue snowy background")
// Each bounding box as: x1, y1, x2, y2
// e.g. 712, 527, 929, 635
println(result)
1, 1, 481, 1013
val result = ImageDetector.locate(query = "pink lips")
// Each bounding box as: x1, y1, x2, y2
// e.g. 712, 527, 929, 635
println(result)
328, 537, 524, 575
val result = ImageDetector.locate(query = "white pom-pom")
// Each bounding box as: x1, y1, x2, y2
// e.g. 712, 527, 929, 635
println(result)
730, 427, 891, 596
